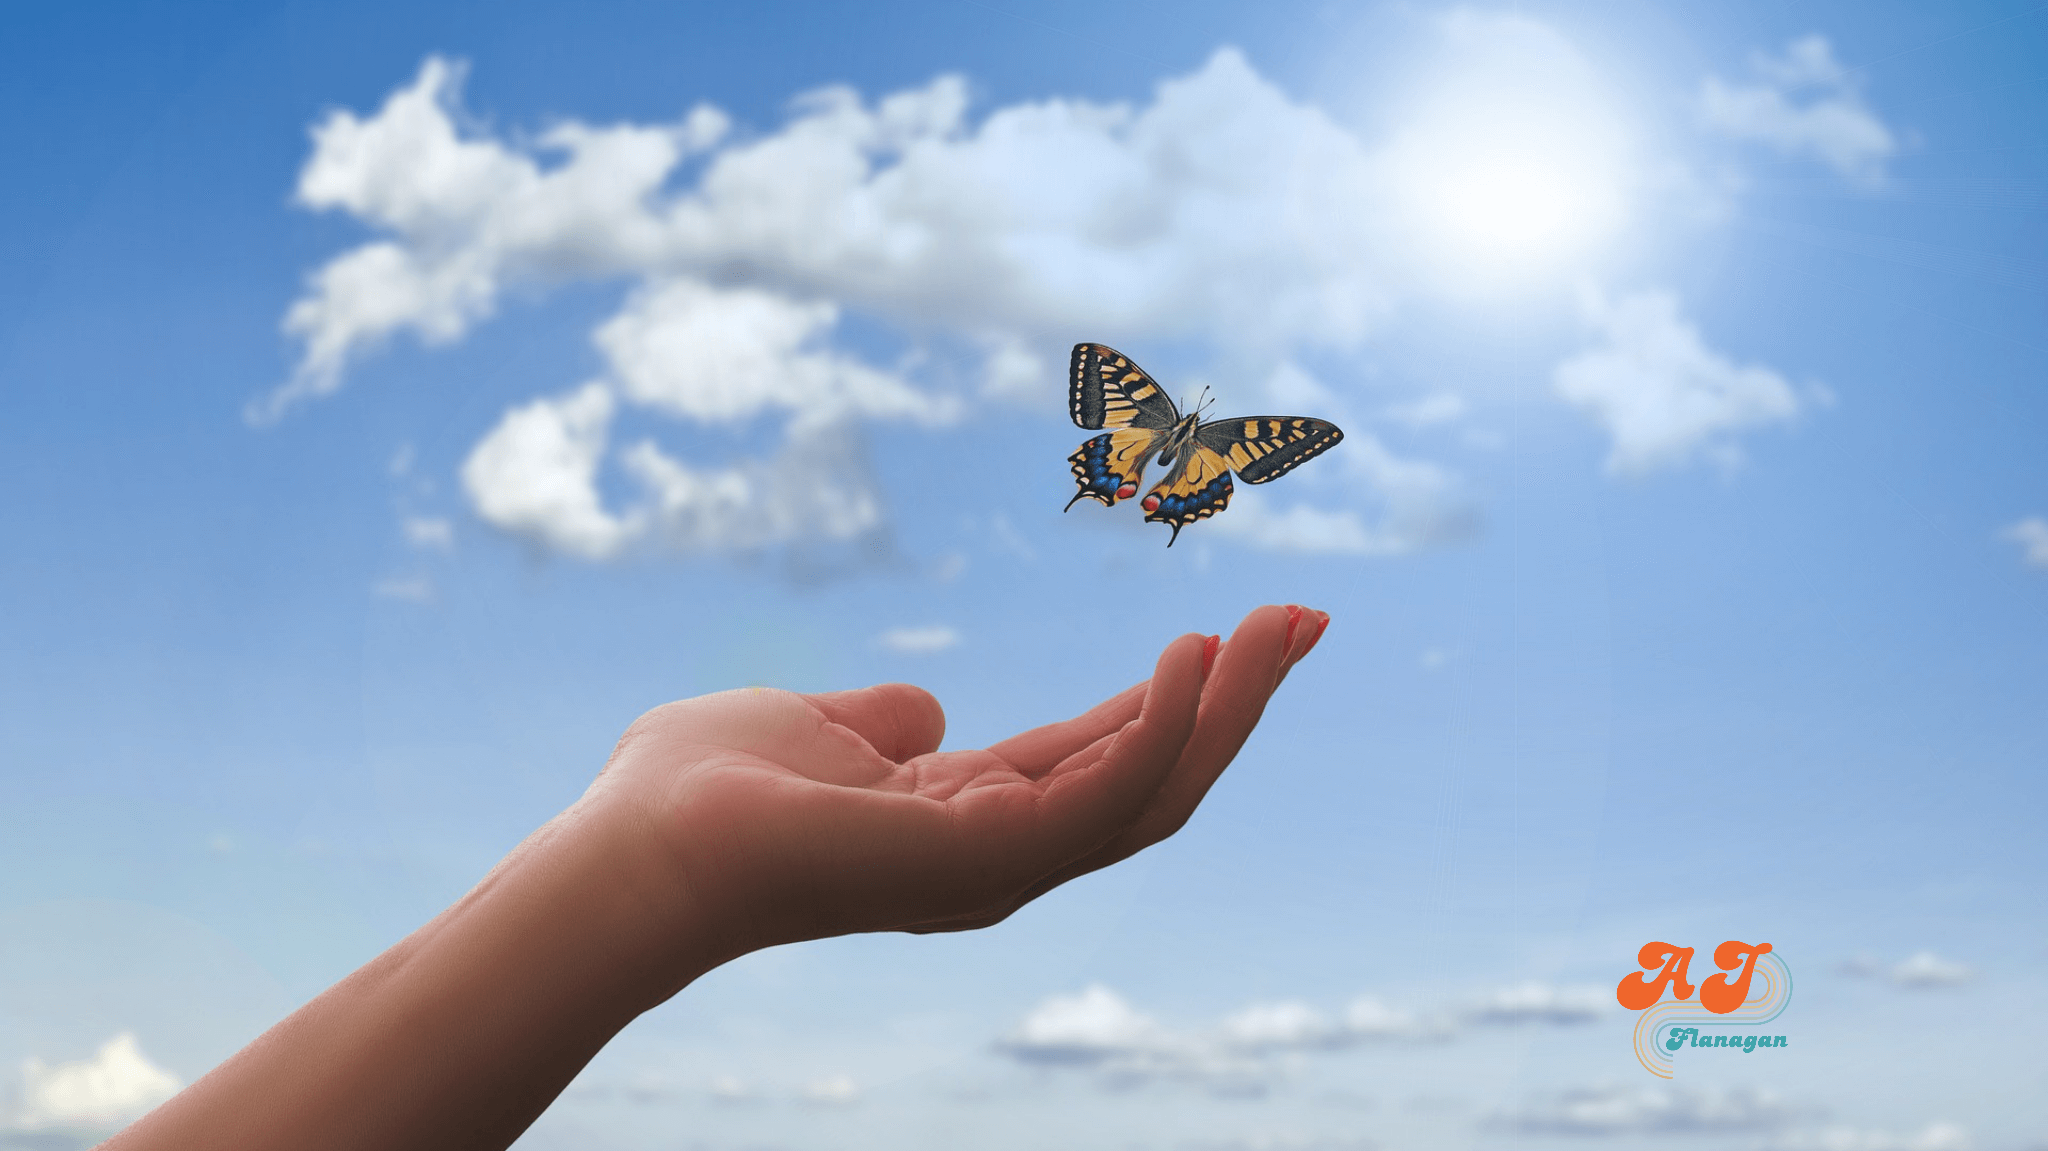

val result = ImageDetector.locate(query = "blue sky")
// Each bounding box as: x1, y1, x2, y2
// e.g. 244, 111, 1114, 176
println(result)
2, 1, 2045, 1147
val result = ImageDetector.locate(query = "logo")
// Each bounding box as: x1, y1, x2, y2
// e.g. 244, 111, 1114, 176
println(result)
1616, 941, 1792, 1078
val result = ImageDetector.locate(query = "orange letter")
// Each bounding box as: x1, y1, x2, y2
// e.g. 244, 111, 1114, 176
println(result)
1700, 941, 1773, 1014
1616, 942, 1696, 1010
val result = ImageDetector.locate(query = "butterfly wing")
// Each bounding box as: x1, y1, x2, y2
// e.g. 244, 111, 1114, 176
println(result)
1066, 344, 1180, 509
1139, 445, 1234, 546
1067, 428, 1160, 509
1194, 417, 1344, 483
1070, 343, 1181, 431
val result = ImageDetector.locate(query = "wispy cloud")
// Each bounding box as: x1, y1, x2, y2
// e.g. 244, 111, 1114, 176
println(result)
401, 515, 453, 551
1461, 981, 1608, 1026
372, 575, 435, 602
1178, 1136, 1379, 1151
1381, 392, 1468, 428
799, 1074, 860, 1107
5, 1034, 180, 1133
2002, 517, 2048, 570
1493, 1082, 1801, 1136
1888, 951, 1975, 989
1835, 951, 1975, 989
1766, 1121, 1973, 1151
1701, 35, 1899, 184
1554, 287, 1805, 475
876, 625, 960, 655
996, 981, 1603, 1093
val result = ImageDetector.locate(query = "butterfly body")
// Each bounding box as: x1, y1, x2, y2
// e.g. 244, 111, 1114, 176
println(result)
1064, 343, 1343, 545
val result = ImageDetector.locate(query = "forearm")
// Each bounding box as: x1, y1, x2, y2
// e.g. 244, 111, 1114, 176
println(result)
105, 804, 706, 1151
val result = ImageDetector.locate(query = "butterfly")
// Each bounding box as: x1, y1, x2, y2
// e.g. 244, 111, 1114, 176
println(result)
1064, 343, 1344, 545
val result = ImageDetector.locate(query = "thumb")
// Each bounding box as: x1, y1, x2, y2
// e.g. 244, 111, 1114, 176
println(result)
800, 683, 948, 763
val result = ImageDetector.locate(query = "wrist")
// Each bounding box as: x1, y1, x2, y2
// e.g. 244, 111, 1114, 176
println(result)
507, 795, 725, 1015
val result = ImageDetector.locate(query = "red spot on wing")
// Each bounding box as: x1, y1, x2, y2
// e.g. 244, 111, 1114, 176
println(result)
1116, 482, 1137, 499
1141, 495, 1160, 512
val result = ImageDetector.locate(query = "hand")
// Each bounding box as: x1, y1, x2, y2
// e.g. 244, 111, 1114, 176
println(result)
102, 603, 1329, 1151
582, 603, 1331, 983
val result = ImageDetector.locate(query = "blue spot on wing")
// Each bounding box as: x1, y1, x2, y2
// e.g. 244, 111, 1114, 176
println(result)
1066, 433, 1132, 508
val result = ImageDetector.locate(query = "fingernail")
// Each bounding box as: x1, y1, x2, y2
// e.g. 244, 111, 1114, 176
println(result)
1283, 604, 1304, 648
1201, 634, 1221, 679
1301, 611, 1330, 656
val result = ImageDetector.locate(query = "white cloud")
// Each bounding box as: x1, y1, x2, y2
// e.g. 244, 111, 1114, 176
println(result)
1889, 951, 1974, 989
266, 47, 1531, 561
1339, 996, 1444, 1041
1180, 1137, 1378, 1151
1495, 1083, 1799, 1135
1835, 951, 1975, 988
1000, 981, 1593, 1092
1555, 287, 1804, 475
1462, 981, 1607, 1026
1262, 361, 1344, 413
2002, 517, 2048, 570
996, 986, 1264, 1092
1000, 985, 1169, 1067
707, 1074, 752, 1103
1207, 494, 1380, 556
1701, 35, 1898, 184
621, 423, 885, 553
8, 1033, 181, 1132
256, 240, 498, 424
799, 1074, 860, 1107
258, 57, 727, 422
595, 278, 950, 430
980, 340, 1051, 400
1219, 1002, 1340, 1053
372, 574, 435, 602
272, 23, 1694, 558
876, 625, 960, 654
266, 49, 1395, 426
459, 383, 891, 559
401, 515, 453, 550
460, 382, 640, 560
1343, 433, 1480, 548
1382, 392, 1468, 427
1768, 1122, 1973, 1151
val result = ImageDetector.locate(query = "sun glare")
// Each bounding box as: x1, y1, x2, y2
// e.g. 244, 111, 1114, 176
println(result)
1383, 14, 1633, 292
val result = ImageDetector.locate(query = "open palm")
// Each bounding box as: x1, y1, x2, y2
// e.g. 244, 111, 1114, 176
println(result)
587, 603, 1328, 967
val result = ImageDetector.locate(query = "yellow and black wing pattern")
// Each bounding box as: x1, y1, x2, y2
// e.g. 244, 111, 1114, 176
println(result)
1065, 343, 1181, 509
1194, 416, 1346, 486
1063, 343, 1344, 545
1069, 342, 1180, 432
1136, 441, 1236, 545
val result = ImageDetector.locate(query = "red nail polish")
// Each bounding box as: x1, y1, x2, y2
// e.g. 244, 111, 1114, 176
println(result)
1301, 611, 1330, 656
1283, 604, 1304, 648
1201, 634, 1221, 678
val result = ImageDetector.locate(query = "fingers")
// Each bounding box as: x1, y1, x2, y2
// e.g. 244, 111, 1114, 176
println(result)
1136, 603, 1327, 836
951, 631, 1209, 881
982, 679, 1150, 778
800, 683, 947, 763
925, 603, 1329, 929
